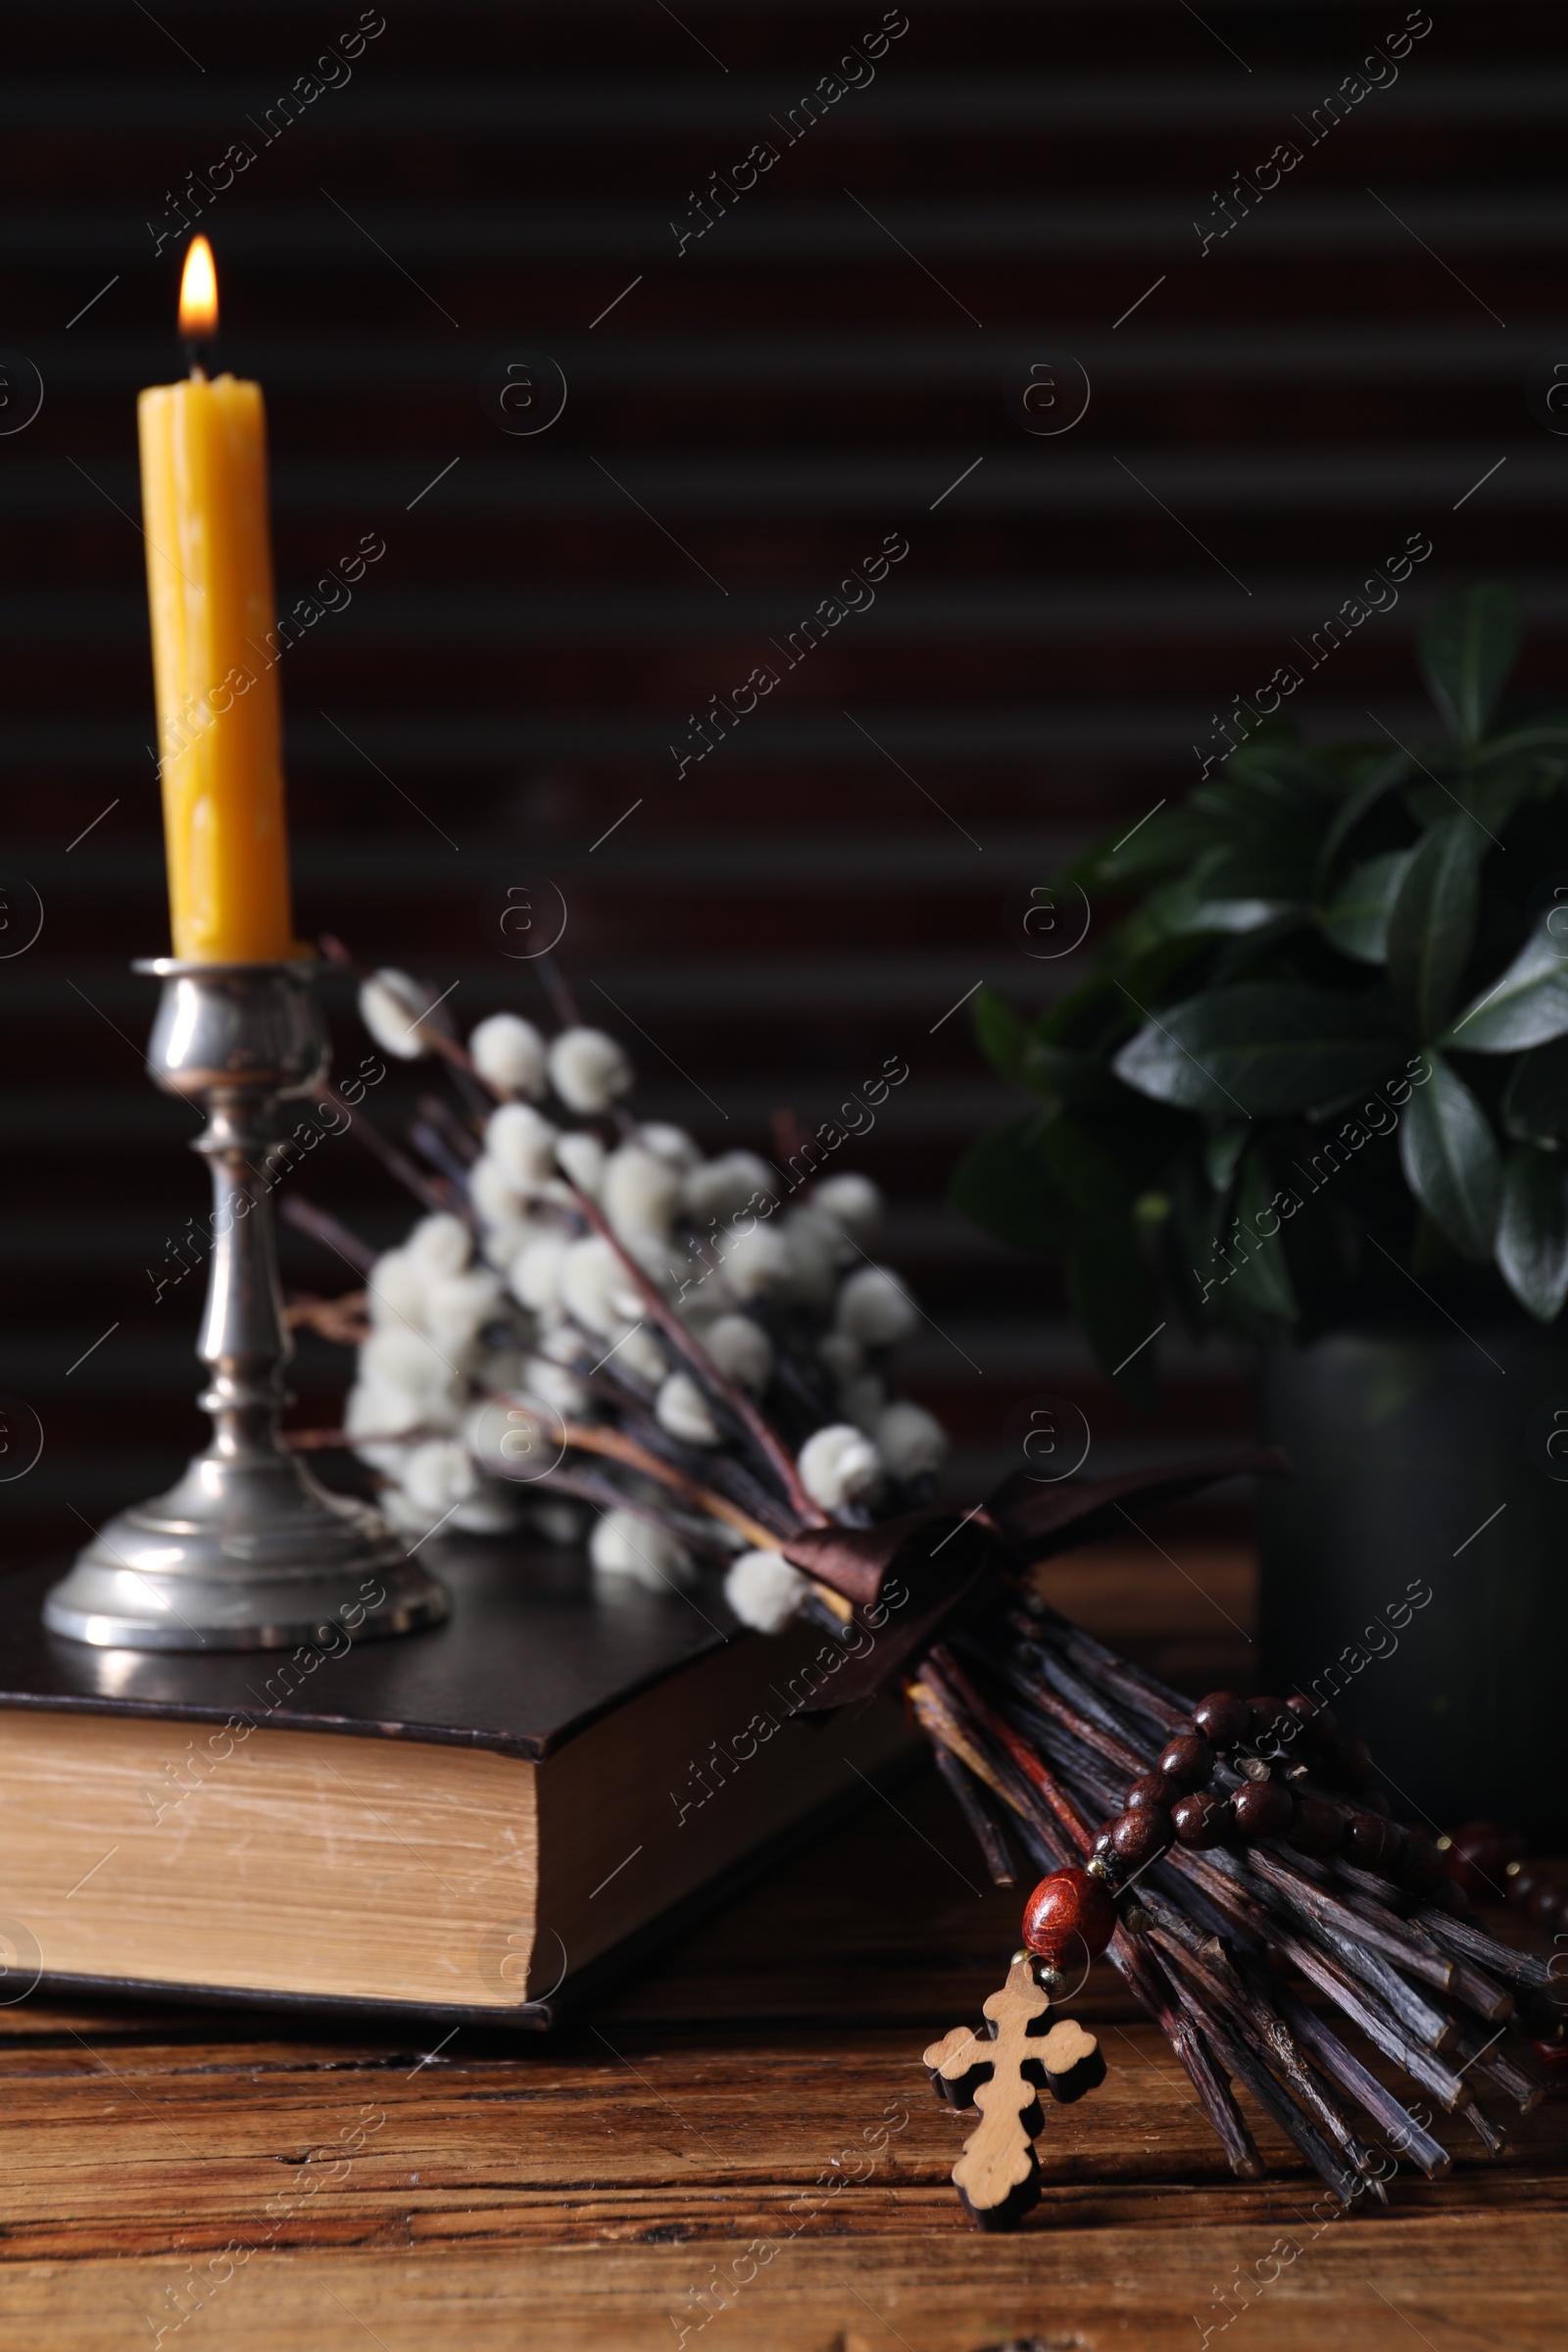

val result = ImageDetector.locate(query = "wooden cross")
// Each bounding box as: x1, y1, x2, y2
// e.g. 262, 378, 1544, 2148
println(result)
922, 1955, 1105, 2230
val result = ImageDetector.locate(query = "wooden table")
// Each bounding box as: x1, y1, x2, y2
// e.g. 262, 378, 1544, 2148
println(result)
2, 1546, 1562, 2349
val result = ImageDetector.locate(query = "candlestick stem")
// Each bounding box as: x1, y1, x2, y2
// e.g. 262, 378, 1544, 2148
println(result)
43, 961, 449, 1650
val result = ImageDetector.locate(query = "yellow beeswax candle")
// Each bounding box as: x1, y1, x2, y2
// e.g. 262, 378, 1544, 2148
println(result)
137, 239, 296, 961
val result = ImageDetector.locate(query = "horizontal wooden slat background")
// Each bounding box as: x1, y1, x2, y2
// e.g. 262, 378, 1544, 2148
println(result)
0, 0, 1557, 1560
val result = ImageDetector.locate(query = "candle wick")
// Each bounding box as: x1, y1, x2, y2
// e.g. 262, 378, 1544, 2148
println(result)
185, 344, 207, 381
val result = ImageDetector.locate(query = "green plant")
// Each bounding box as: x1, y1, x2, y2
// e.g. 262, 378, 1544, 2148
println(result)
953, 583, 1568, 1406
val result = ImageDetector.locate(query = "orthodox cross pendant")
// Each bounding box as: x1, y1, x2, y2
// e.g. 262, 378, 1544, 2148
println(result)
922, 1954, 1106, 2230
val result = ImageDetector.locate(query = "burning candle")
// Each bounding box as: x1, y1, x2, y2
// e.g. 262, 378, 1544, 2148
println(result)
137, 236, 297, 961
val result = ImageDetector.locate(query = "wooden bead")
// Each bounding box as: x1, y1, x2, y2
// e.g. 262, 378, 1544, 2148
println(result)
1192, 1690, 1251, 1750
1395, 1836, 1446, 1895
1125, 1770, 1179, 1811
1285, 1794, 1343, 1856
1231, 1779, 1295, 1838
1021, 1868, 1118, 1965
1245, 1695, 1295, 1752
1108, 1806, 1172, 1869
1506, 1860, 1554, 1911
1532, 2037, 1568, 2079
1156, 1732, 1214, 1790
1171, 1789, 1228, 1849
1444, 1818, 1526, 1902
1335, 1735, 1376, 1789
1343, 1811, 1398, 1871
1246, 1692, 1292, 1724
1284, 1695, 1337, 1759
1529, 1876, 1568, 1929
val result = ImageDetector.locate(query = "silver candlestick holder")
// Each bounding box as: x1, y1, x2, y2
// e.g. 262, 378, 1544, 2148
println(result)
43, 958, 450, 1650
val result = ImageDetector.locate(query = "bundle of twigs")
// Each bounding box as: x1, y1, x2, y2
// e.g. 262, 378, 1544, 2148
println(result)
909, 1599, 1552, 2197
282, 942, 1554, 2206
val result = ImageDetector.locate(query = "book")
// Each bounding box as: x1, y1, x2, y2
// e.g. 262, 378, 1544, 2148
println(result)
0, 1538, 912, 2025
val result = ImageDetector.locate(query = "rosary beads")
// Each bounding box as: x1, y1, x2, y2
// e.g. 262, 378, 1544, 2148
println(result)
1021, 1688, 1449, 1969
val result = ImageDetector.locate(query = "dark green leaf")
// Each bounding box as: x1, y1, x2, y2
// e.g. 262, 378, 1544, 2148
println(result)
1067, 1221, 1161, 1410
1503, 1034, 1568, 1141
1409, 1205, 1459, 1279
1033, 969, 1127, 1052
949, 1112, 1083, 1251
1466, 721, 1568, 771
971, 990, 1034, 1088
1035, 1107, 1143, 1214
1404, 765, 1541, 841
1162, 1163, 1224, 1335
1315, 749, 1412, 880
1207, 837, 1315, 898
1112, 984, 1406, 1118
1074, 802, 1215, 889
1442, 920, 1568, 1054
1419, 581, 1519, 746
1321, 849, 1413, 965
1496, 1145, 1568, 1323
1020, 1041, 1125, 1105
1206, 909, 1313, 986
970, 994, 1124, 1105
1220, 1153, 1299, 1322
948, 1098, 1147, 1247
1397, 1051, 1501, 1261
950, 1114, 1086, 1260
1102, 903, 1184, 967
1204, 1122, 1249, 1191
1188, 775, 1330, 868
1203, 726, 1316, 786
1385, 818, 1485, 1037
1035, 939, 1206, 1054
1144, 874, 1294, 938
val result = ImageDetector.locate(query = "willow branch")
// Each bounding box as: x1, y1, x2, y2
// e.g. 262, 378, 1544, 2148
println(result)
318, 1082, 453, 1215
570, 1189, 827, 1527
553, 1416, 784, 1553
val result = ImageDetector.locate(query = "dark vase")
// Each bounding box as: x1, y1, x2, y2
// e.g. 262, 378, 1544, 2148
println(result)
1257, 1321, 1568, 1850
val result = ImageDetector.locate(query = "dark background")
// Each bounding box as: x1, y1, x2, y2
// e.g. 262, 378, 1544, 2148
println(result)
0, 0, 1557, 1566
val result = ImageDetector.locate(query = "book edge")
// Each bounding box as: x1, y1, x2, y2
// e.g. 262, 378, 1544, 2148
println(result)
10, 1748, 923, 2034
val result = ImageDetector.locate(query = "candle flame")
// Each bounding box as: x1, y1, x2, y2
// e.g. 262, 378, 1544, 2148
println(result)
178, 236, 219, 342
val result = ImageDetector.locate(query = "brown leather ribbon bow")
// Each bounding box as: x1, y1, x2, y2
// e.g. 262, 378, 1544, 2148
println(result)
779, 1447, 1289, 1711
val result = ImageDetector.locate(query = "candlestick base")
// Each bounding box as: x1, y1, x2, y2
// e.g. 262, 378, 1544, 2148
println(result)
42, 1479, 438, 1652
43, 959, 450, 1652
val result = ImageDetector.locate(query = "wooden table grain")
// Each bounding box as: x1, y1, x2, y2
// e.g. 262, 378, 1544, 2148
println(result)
1, 1545, 1561, 2350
